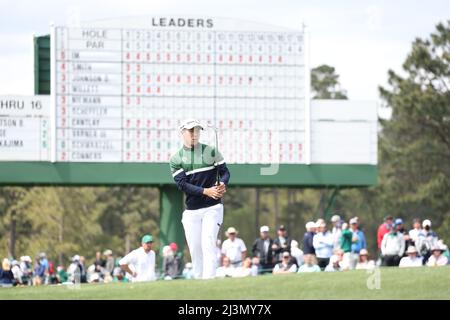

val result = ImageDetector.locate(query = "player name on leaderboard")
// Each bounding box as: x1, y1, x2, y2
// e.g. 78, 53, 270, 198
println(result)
54, 18, 306, 163
0, 96, 50, 161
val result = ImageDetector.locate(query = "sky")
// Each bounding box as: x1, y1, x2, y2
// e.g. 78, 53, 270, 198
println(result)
0, 0, 448, 109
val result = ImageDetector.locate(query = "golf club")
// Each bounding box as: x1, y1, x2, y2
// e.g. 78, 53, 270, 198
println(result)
208, 124, 220, 186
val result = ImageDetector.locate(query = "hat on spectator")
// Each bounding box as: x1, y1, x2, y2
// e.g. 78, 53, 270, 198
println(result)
431, 244, 445, 253
20, 256, 32, 263
422, 219, 432, 228
278, 225, 286, 231
103, 249, 113, 256
169, 242, 178, 251
349, 218, 358, 225
226, 227, 238, 235
260, 225, 269, 233
395, 218, 404, 225
406, 246, 417, 254
72, 255, 80, 262
305, 221, 316, 230
282, 251, 290, 257
359, 249, 368, 256
331, 215, 341, 223
141, 234, 153, 243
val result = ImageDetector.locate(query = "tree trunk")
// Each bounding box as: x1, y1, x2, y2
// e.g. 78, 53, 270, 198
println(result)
125, 234, 131, 254
58, 214, 64, 266
272, 188, 279, 228
255, 189, 260, 235
8, 209, 16, 258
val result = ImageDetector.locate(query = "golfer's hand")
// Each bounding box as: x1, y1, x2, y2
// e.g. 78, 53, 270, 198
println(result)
203, 186, 222, 200
217, 182, 227, 196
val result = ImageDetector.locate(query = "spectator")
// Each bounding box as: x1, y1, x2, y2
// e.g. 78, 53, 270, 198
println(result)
298, 254, 321, 273
119, 234, 156, 282
395, 218, 412, 256
33, 256, 46, 286
272, 225, 292, 265
340, 222, 353, 269
399, 246, 423, 268
377, 215, 394, 250
416, 219, 438, 264
215, 239, 222, 268
408, 218, 422, 245
303, 221, 316, 255
67, 255, 82, 284
216, 256, 235, 278
10, 260, 23, 286
290, 240, 304, 267
104, 249, 115, 278
252, 225, 275, 273
426, 244, 448, 267
163, 242, 182, 280
79, 256, 87, 283
56, 265, 69, 283
221, 227, 247, 267
313, 219, 334, 270
381, 224, 405, 267
182, 262, 195, 280
273, 251, 297, 274
0, 258, 14, 287
324, 255, 342, 272
332, 249, 349, 270
330, 214, 342, 250
19, 256, 32, 285
355, 249, 375, 270
94, 251, 106, 274
250, 257, 260, 276
232, 257, 252, 278
349, 218, 367, 269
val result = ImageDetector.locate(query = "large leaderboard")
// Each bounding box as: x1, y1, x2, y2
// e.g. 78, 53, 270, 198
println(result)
52, 17, 307, 163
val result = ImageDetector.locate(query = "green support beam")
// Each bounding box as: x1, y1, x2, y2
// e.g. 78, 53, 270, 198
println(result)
159, 185, 185, 271
0, 162, 377, 187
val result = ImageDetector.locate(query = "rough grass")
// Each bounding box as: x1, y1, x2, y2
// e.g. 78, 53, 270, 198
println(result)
0, 266, 449, 300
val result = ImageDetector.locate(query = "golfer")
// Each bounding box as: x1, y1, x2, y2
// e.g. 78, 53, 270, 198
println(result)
119, 234, 156, 282
169, 119, 230, 279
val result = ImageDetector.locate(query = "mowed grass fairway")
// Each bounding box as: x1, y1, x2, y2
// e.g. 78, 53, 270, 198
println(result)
1, 267, 449, 300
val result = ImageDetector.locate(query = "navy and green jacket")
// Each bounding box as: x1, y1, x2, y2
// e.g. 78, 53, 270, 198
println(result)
170, 143, 230, 210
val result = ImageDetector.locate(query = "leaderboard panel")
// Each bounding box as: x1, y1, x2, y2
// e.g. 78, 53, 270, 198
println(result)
0, 96, 50, 161
53, 18, 306, 163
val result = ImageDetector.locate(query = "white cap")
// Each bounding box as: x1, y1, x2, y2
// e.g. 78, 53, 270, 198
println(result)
72, 255, 80, 261
226, 227, 237, 235
179, 119, 204, 131
422, 219, 431, 228
349, 218, 358, 225
305, 221, 316, 230
331, 215, 341, 223
260, 225, 269, 233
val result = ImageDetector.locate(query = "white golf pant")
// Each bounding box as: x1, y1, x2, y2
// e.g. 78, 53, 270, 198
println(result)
182, 203, 223, 280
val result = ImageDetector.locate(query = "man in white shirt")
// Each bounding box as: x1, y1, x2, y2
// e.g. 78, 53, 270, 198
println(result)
221, 227, 247, 267
119, 234, 156, 282
313, 219, 334, 270
399, 246, 423, 268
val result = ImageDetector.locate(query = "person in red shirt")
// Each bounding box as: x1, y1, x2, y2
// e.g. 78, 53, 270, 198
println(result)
377, 216, 394, 249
